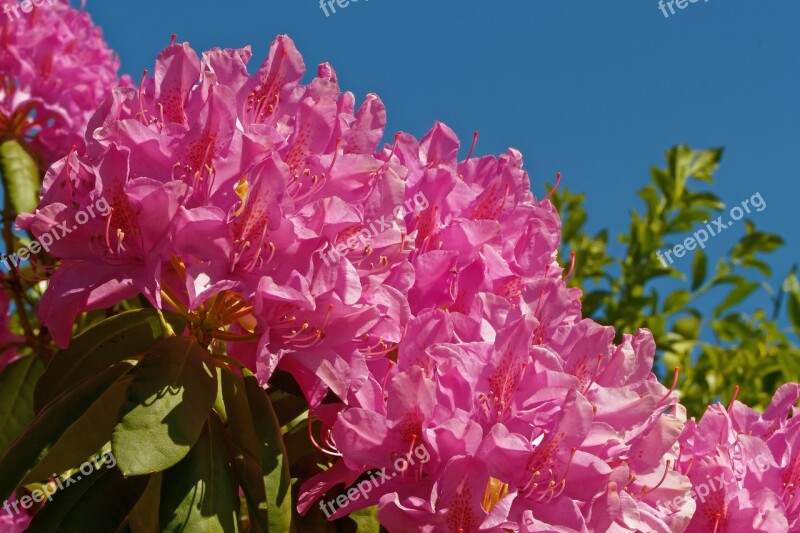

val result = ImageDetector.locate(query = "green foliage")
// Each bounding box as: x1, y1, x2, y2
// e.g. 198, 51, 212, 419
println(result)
552, 145, 800, 415
0, 356, 44, 454
0, 310, 295, 532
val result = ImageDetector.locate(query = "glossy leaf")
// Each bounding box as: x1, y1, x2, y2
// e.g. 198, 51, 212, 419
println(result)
221, 369, 267, 532
23, 375, 133, 484
159, 420, 238, 532
112, 337, 217, 476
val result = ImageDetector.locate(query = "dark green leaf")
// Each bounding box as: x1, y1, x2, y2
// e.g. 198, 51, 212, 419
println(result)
126, 472, 162, 533
0, 363, 132, 499
691, 250, 707, 291
159, 419, 238, 533
786, 274, 800, 335
221, 370, 267, 532
0, 356, 44, 454
23, 375, 133, 484
244, 372, 292, 532
27, 464, 149, 533
36, 309, 186, 411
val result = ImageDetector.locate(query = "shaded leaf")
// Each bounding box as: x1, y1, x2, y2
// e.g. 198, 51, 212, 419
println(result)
112, 337, 217, 476
28, 465, 149, 533
159, 420, 238, 533
244, 372, 292, 532
0, 363, 132, 499
0, 356, 44, 454
36, 309, 186, 411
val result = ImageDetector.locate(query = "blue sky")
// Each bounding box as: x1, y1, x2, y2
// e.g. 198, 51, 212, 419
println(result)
7, 0, 800, 320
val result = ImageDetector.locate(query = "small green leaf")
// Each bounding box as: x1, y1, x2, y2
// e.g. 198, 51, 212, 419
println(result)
691, 250, 707, 291
713, 282, 760, 317
35, 309, 186, 411
0, 356, 44, 454
786, 273, 800, 335
673, 315, 701, 341
112, 337, 218, 475
0, 140, 39, 215
663, 290, 691, 315
159, 419, 238, 533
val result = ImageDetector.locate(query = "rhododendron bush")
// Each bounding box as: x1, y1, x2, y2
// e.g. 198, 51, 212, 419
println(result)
1, 3, 799, 532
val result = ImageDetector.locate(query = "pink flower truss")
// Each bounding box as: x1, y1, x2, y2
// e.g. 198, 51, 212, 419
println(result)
676, 384, 800, 532
0, 0, 123, 165
19, 36, 388, 351
296, 123, 693, 532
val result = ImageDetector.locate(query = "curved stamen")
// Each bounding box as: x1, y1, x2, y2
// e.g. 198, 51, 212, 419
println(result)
543, 172, 562, 202
465, 131, 479, 162
658, 367, 680, 406
641, 460, 671, 496
728, 385, 740, 414
563, 251, 576, 281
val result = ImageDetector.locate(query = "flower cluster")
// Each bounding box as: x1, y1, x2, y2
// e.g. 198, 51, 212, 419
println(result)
675, 384, 800, 532
0, 0, 122, 166
16, 30, 800, 532
292, 124, 698, 531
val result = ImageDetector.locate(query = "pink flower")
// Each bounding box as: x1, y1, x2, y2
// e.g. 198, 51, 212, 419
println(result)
676, 384, 800, 532
20, 35, 389, 360
0, 500, 30, 533
0, 0, 123, 165
298, 272, 689, 531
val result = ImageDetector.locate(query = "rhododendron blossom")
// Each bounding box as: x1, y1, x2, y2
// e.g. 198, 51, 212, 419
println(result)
676, 384, 800, 532
13, 26, 800, 533
295, 124, 695, 531
0, 0, 123, 165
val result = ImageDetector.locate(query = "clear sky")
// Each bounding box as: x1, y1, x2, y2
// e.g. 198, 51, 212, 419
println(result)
8, 0, 800, 317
